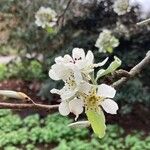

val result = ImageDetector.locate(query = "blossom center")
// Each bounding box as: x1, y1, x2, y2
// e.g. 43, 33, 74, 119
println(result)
65, 74, 76, 90
84, 91, 102, 112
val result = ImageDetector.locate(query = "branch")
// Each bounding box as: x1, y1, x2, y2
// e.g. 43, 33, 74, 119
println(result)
112, 51, 150, 89
137, 18, 150, 26
57, 0, 72, 26
113, 69, 130, 78
0, 102, 59, 111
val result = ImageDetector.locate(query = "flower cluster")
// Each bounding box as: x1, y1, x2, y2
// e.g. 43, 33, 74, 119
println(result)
113, 0, 131, 16
49, 48, 121, 138
35, 7, 57, 29
95, 29, 119, 53
115, 22, 130, 39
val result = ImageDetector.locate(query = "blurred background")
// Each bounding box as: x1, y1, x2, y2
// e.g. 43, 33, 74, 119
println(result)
0, 0, 150, 149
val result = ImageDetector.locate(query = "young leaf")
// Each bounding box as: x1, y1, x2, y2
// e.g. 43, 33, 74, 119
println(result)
86, 110, 106, 138
0, 90, 32, 102
96, 56, 121, 80
68, 121, 90, 128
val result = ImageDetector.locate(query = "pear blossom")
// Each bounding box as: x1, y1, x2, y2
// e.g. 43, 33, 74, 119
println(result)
49, 47, 121, 138
78, 83, 118, 115
58, 97, 84, 120
115, 22, 130, 38
35, 7, 57, 29
77, 83, 118, 138
52, 48, 108, 80
60, 82, 118, 137
49, 63, 83, 100
113, 0, 131, 16
95, 29, 119, 53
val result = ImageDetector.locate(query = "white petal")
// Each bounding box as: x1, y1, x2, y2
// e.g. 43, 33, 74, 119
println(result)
94, 57, 108, 67
72, 48, 85, 61
59, 101, 70, 116
50, 88, 60, 94
48, 22, 56, 27
69, 98, 84, 120
35, 20, 42, 26
51, 87, 76, 100
61, 90, 76, 100
75, 60, 86, 69
79, 81, 92, 95
55, 56, 64, 63
97, 84, 116, 98
72, 66, 82, 85
49, 69, 60, 80
86, 50, 94, 64
51, 64, 70, 80
101, 99, 119, 114
64, 55, 74, 63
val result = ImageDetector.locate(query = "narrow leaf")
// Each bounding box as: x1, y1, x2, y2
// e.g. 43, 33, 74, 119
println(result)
0, 90, 32, 101
68, 121, 90, 128
96, 56, 121, 80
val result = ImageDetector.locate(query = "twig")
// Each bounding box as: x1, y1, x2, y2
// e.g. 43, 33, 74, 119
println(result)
113, 69, 130, 78
57, 0, 72, 26
136, 18, 150, 26
112, 51, 150, 89
0, 102, 59, 111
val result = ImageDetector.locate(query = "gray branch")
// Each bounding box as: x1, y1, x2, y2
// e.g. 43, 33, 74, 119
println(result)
112, 51, 150, 89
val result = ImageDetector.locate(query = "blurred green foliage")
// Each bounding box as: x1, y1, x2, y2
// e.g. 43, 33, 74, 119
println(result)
0, 60, 46, 81
116, 78, 150, 114
0, 109, 149, 150
0, 64, 7, 81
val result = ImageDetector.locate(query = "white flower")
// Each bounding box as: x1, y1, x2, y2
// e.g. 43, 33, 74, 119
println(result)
51, 80, 91, 120
95, 29, 119, 53
35, 7, 57, 28
57, 82, 118, 120
113, 0, 131, 16
49, 63, 83, 100
49, 47, 121, 137
52, 48, 108, 80
77, 83, 118, 115
115, 22, 130, 38
58, 97, 84, 120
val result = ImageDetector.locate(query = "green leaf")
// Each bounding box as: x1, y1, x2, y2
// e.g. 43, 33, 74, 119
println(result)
96, 56, 121, 80
86, 110, 106, 138
46, 26, 54, 33
107, 47, 113, 53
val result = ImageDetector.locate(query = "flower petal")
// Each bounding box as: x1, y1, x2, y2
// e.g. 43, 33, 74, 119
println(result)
61, 90, 76, 100
94, 57, 108, 67
50, 88, 60, 94
64, 54, 74, 63
59, 101, 70, 116
49, 69, 60, 80
97, 84, 116, 98
101, 99, 119, 114
51, 87, 76, 100
72, 66, 83, 85
86, 50, 94, 64
79, 81, 92, 95
55, 56, 64, 63
72, 48, 85, 61
69, 98, 84, 120
51, 64, 70, 80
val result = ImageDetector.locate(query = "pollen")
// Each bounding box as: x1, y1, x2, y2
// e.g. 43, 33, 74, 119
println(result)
84, 90, 102, 112
65, 73, 77, 90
